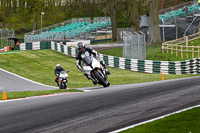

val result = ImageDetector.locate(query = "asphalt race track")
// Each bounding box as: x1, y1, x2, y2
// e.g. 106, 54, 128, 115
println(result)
0, 74, 200, 133
0, 68, 57, 92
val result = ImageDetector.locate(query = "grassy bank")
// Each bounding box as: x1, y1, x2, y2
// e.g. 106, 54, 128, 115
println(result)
99, 45, 200, 61
0, 89, 83, 100
0, 50, 196, 88
122, 107, 200, 133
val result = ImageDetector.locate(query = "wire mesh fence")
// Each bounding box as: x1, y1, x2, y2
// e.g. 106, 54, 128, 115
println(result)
72, 18, 91, 23
123, 31, 146, 60
93, 17, 110, 22
117, 28, 133, 43
0, 29, 15, 48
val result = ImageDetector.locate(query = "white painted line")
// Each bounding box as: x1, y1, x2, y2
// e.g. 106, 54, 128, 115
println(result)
110, 104, 200, 133
83, 90, 92, 92
0, 98, 24, 103
0, 68, 57, 89
0, 68, 91, 91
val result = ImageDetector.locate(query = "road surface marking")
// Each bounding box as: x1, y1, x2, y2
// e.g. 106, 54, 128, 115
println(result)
0, 68, 57, 89
110, 104, 200, 133
0, 92, 80, 103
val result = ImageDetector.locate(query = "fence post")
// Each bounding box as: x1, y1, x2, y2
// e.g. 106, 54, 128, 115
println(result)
186, 36, 188, 58
171, 44, 173, 55
167, 44, 169, 53
198, 48, 200, 58
162, 43, 165, 53
192, 46, 194, 58
176, 44, 178, 57
181, 45, 183, 58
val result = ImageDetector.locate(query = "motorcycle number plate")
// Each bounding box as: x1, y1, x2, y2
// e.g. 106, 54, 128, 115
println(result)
63, 80, 66, 82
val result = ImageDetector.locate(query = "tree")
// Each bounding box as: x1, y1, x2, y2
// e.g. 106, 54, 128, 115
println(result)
148, 0, 162, 45
129, 0, 140, 32
108, 0, 118, 41
0, 0, 189, 35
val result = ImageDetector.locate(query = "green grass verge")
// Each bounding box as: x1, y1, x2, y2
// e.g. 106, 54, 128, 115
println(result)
99, 47, 123, 57
122, 107, 200, 133
0, 89, 83, 100
171, 38, 200, 46
91, 40, 117, 45
98, 45, 200, 61
0, 50, 196, 88
15, 33, 25, 39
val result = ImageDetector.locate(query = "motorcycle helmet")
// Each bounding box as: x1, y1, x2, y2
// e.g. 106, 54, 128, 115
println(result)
77, 42, 85, 53
56, 64, 60, 67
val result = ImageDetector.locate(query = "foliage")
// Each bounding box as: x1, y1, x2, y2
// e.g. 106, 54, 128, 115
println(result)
0, 0, 189, 33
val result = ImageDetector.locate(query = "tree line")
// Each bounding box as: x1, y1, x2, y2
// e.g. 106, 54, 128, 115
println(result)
109, 0, 190, 45
0, 0, 190, 45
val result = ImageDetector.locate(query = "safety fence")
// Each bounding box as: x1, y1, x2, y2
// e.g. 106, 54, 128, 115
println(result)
123, 31, 146, 60
16, 41, 200, 75
17, 42, 51, 51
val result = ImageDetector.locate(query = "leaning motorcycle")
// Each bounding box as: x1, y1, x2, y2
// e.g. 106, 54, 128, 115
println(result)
58, 71, 69, 89
82, 54, 110, 87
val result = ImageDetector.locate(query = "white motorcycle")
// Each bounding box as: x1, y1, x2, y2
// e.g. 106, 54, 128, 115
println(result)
58, 71, 69, 89
82, 54, 110, 87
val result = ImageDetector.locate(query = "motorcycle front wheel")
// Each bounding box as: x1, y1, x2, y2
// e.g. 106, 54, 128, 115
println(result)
59, 83, 63, 89
63, 82, 67, 89
93, 71, 108, 87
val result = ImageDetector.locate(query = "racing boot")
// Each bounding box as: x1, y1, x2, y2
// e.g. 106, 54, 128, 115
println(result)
100, 61, 111, 75
84, 73, 91, 80
106, 69, 111, 75
55, 78, 59, 86
84, 73, 87, 78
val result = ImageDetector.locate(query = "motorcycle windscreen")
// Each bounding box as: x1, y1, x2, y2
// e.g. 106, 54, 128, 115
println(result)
82, 56, 92, 66
60, 71, 66, 74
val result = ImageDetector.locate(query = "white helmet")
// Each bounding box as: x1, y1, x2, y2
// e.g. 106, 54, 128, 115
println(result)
56, 64, 60, 67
